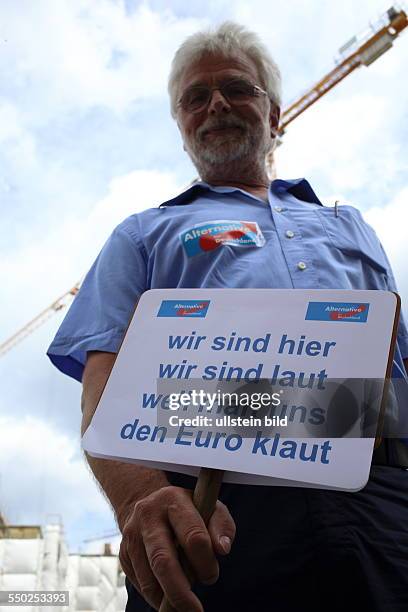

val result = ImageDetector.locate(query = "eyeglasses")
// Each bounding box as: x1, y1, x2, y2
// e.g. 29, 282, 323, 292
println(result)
177, 78, 268, 114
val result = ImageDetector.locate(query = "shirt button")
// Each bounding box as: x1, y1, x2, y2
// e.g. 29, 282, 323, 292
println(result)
285, 230, 295, 238
275, 206, 283, 212
297, 261, 307, 270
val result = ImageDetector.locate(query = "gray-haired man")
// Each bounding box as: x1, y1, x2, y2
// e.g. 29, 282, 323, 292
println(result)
48, 22, 408, 612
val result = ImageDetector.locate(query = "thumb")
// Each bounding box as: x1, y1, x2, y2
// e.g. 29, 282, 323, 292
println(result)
207, 500, 236, 556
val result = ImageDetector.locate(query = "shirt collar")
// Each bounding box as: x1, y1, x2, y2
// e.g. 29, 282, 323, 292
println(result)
159, 178, 323, 208
271, 178, 323, 206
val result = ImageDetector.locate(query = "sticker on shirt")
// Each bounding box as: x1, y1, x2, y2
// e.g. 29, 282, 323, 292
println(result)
157, 300, 210, 318
305, 302, 370, 323
180, 220, 265, 257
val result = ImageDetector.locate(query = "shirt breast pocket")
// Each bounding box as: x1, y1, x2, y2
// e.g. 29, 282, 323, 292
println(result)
316, 206, 388, 275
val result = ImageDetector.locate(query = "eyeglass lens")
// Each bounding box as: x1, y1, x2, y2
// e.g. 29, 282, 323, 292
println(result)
181, 79, 257, 112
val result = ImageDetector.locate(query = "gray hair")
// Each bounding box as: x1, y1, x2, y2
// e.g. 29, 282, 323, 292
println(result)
168, 21, 282, 118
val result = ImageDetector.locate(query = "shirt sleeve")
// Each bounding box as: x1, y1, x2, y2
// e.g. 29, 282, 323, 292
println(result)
47, 217, 148, 382
378, 243, 408, 363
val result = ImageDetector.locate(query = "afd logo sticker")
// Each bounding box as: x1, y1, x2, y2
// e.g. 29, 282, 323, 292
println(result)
157, 300, 210, 318
180, 220, 265, 257
306, 302, 370, 322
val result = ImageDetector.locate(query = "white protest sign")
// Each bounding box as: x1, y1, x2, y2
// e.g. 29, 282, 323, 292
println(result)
82, 289, 399, 491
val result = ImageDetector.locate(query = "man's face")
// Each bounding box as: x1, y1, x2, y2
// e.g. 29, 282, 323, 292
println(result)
176, 51, 279, 172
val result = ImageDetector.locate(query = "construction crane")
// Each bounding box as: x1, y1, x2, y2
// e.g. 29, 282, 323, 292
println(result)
265, 5, 408, 171
83, 530, 120, 543
279, 6, 407, 134
0, 6, 406, 358
0, 284, 80, 356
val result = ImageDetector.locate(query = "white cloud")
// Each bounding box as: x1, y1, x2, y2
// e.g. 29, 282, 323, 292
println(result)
84, 168, 184, 252
0, 101, 25, 143
0, 415, 110, 528
1, 168, 183, 335
277, 90, 404, 192
2, 0, 207, 118
364, 185, 408, 306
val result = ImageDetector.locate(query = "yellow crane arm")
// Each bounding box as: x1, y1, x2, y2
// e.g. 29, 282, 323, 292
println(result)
0, 284, 80, 356
280, 7, 407, 133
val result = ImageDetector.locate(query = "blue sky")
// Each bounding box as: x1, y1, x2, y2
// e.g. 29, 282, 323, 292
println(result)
0, 0, 407, 552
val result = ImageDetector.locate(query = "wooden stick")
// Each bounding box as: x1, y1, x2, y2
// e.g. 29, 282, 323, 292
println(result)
159, 468, 224, 612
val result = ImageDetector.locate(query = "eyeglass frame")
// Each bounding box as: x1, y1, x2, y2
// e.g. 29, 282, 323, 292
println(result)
176, 78, 269, 114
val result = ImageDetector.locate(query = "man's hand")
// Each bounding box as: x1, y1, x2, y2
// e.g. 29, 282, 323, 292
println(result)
82, 351, 236, 611
119, 485, 236, 612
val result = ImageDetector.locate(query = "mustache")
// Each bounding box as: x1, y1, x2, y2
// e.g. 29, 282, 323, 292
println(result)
197, 117, 247, 139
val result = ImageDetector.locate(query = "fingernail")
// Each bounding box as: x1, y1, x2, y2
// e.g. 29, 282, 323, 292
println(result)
219, 535, 231, 554
203, 573, 218, 585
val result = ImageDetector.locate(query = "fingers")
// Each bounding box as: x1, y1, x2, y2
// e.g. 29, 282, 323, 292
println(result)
207, 499, 236, 556
119, 538, 138, 588
120, 537, 163, 610
143, 527, 204, 612
168, 497, 219, 585
119, 487, 234, 612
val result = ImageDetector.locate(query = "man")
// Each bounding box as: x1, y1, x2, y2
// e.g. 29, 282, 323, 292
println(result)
48, 22, 408, 612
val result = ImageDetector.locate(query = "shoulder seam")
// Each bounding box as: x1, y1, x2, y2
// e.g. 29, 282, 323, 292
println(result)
117, 217, 149, 264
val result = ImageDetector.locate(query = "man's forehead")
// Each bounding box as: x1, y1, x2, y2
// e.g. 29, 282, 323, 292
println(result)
178, 51, 260, 89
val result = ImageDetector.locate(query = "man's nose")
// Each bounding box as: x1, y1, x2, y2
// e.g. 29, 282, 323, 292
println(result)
207, 89, 231, 114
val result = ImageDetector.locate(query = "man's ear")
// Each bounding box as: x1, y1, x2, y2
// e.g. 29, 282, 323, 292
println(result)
269, 103, 280, 138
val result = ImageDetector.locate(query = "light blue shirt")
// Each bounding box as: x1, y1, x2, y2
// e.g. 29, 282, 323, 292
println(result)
47, 178, 408, 385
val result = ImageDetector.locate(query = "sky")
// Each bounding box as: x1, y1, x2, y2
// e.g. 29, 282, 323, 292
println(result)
0, 0, 407, 553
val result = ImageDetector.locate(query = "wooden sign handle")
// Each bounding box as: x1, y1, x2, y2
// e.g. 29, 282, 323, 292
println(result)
159, 468, 224, 612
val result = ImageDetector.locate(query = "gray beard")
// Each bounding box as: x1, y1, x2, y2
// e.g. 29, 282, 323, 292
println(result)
187, 120, 270, 175
195, 131, 254, 164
